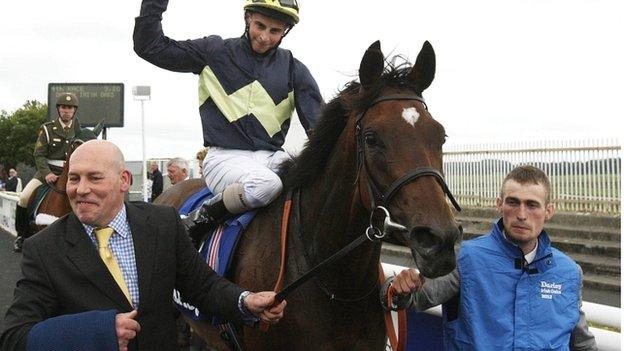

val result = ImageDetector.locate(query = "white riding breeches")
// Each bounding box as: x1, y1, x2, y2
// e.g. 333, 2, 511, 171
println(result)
202, 147, 292, 209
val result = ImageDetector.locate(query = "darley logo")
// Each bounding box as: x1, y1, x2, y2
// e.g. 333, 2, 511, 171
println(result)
540, 280, 563, 299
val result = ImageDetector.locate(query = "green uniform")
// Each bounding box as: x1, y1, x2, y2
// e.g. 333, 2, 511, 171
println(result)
33, 118, 81, 182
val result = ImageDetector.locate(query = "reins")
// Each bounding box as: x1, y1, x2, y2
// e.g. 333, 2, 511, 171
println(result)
260, 187, 385, 333
47, 183, 67, 195
272, 189, 382, 305
380, 267, 407, 351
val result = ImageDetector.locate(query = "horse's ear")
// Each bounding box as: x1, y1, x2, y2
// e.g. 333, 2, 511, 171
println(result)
359, 41, 384, 89
407, 41, 436, 93
92, 120, 105, 138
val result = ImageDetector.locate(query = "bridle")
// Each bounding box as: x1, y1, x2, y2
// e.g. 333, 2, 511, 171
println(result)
354, 93, 461, 238
272, 93, 463, 304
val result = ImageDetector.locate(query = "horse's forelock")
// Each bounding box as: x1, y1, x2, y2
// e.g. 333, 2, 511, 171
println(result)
346, 58, 418, 113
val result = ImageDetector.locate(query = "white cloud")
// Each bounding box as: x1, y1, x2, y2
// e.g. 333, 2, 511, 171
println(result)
1, 0, 622, 161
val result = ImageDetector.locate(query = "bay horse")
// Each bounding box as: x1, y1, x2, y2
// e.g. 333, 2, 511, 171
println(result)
156, 40, 462, 350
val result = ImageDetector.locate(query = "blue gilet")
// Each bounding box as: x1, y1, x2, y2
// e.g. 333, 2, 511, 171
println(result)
443, 219, 580, 350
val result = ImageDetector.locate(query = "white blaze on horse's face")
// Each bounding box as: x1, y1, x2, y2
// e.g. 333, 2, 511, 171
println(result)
402, 107, 420, 127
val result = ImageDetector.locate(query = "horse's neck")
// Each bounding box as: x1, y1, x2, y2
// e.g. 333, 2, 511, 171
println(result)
56, 173, 68, 191
54, 160, 70, 192
297, 153, 381, 288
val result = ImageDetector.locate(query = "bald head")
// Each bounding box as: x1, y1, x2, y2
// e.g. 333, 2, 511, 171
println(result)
70, 140, 125, 173
67, 140, 132, 227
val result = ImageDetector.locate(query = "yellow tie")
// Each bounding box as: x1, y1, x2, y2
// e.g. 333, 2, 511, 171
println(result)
94, 227, 132, 304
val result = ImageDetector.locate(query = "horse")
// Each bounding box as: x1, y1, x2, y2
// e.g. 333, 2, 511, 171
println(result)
156, 40, 462, 350
26, 126, 103, 233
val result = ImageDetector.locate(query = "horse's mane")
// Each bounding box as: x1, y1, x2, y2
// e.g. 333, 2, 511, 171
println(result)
281, 57, 416, 189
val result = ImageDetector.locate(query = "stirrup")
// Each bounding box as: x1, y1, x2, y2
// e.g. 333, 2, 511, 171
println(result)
181, 209, 216, 249
195, 193, 233, 224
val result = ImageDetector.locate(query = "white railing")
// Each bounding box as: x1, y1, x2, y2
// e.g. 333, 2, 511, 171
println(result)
443, 139, 621, 214
381, 263, 621, 351
0, 191, 19, 235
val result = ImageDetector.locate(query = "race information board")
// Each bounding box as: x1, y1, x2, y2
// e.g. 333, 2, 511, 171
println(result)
48, 83, 124, 127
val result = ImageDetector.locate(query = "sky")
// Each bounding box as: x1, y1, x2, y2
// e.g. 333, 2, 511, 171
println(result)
1, 0, 622, 161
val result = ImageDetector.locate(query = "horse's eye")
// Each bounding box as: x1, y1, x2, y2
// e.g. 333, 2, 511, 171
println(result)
364, 133, 378, 146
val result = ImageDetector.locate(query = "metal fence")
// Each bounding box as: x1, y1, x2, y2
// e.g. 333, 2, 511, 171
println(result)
443, 139, 621, 214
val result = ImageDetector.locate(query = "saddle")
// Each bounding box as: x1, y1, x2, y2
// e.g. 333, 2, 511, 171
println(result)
28, 185, 54, 225
174, 188, 257, 324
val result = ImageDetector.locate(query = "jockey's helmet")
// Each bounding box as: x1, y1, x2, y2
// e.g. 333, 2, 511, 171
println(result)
244, 0, 299, 26
56, 93, 79, 107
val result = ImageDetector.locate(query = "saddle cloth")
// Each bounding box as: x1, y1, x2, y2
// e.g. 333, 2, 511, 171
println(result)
30, 185, 51, 219
174, 188, 257, 324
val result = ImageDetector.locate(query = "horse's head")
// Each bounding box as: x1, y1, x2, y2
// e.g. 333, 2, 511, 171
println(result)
352, 41, 462, 278
73, 120, 104, 144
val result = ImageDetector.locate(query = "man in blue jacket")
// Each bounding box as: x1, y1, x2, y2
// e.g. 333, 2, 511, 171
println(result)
133, 0, 323, 230
382, 165, 597, 350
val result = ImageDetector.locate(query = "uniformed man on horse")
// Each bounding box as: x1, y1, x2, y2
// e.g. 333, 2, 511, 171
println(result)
13, 92, 83, 253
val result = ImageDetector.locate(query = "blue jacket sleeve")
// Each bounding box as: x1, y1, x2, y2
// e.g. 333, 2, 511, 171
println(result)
27, 310, 117, 351
133, 0, 213, 74
292, 58, 323, 134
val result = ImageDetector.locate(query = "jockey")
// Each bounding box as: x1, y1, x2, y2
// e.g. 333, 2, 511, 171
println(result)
134, 0, 323, 230
13, 92, 82, 253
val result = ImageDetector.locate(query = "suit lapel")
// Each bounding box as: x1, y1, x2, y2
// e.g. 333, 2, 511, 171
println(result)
64, 214, 132, 310
125, 202, 156, 309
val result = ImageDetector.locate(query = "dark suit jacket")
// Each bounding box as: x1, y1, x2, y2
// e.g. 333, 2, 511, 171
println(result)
5, 176, 19, 192
0, 202, 244, 351
150, 169, 163, 202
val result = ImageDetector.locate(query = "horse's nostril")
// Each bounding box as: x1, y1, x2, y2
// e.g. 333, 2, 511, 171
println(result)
411, 226, 441, 252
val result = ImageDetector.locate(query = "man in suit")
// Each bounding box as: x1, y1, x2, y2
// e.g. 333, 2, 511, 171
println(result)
166, 157, 189, 186
5, 168, 22, 192
1, 140, 286, 351
149, 162, 163, 202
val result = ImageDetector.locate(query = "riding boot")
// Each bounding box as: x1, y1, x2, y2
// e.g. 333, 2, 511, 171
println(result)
13, 205, 30, 253
195, 192, 234, 224
181, 192, 236, 247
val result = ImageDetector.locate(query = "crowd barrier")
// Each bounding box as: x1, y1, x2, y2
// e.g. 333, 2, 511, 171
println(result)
0, 191, 18, 235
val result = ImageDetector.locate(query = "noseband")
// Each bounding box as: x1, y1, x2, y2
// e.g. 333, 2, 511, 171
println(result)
354, 93, 461, 235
